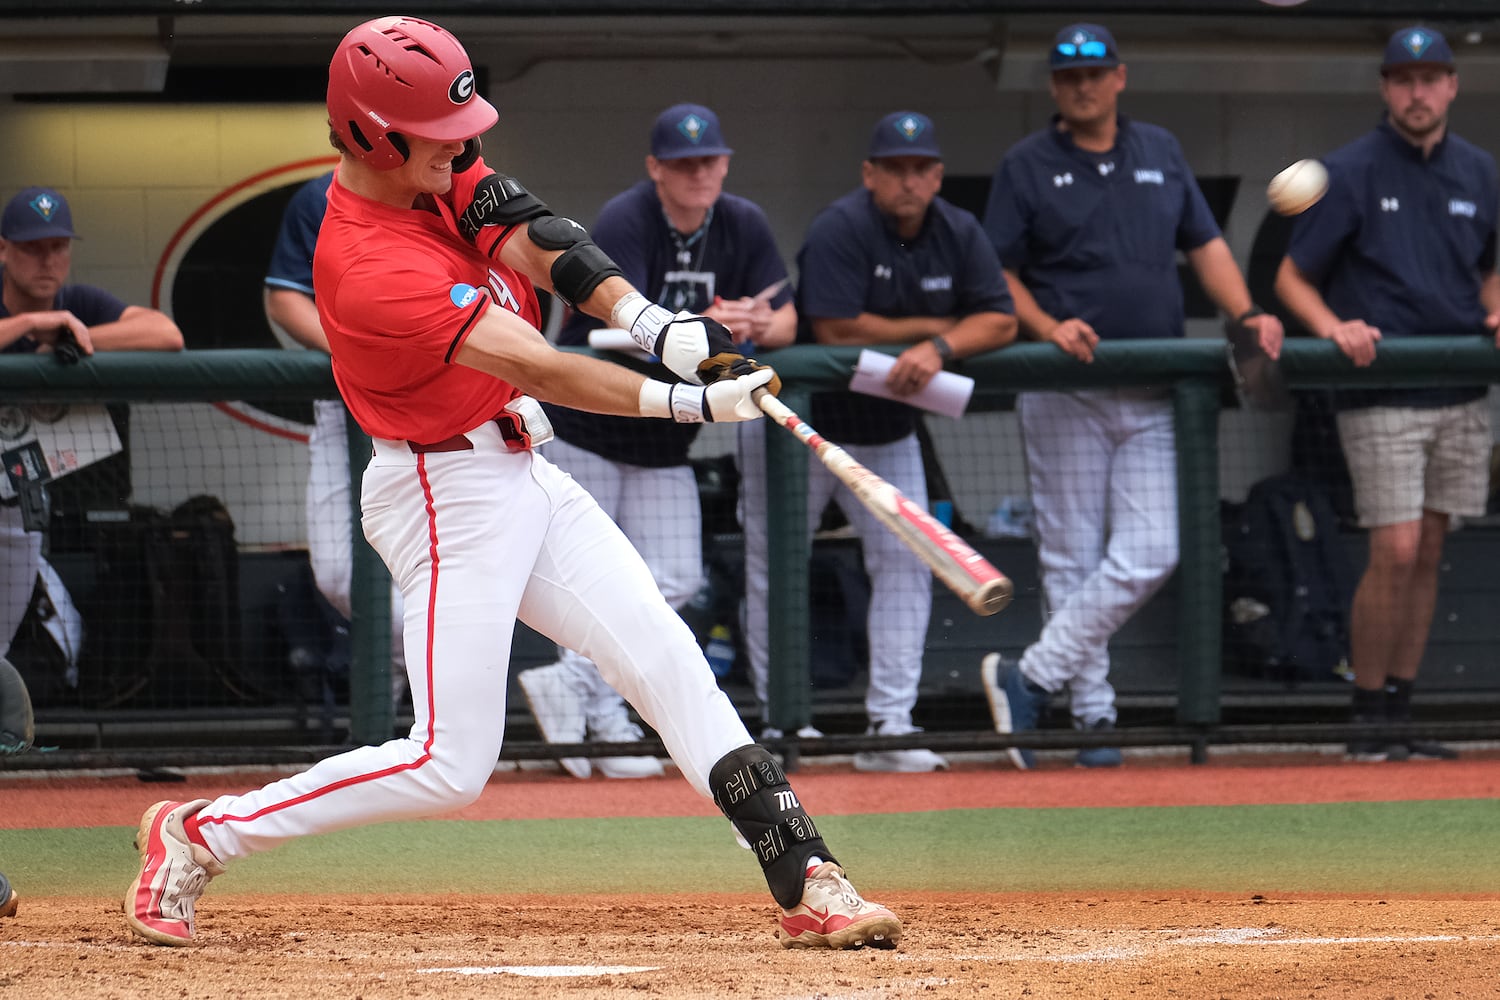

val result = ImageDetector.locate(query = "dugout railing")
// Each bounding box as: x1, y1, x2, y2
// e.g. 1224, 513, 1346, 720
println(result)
3, 341, 1500, 770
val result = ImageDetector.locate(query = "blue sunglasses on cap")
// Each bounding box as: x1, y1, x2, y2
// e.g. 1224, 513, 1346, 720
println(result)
1056, 40, 1109, 59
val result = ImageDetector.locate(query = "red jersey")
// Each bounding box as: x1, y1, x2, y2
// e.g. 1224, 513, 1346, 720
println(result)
313, 160, 541, 443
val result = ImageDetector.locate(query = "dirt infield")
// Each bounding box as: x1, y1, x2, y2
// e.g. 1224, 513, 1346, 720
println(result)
5, 893, 1497, 998
3, 754, 1498, 998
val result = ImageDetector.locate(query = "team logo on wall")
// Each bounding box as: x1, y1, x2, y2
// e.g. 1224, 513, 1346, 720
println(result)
153, 157, 339, 441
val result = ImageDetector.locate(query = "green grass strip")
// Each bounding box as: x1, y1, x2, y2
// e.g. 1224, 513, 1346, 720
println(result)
3, 800, 1497, 899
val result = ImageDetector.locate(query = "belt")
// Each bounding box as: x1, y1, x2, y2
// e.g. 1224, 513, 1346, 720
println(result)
406, 411, 531, 454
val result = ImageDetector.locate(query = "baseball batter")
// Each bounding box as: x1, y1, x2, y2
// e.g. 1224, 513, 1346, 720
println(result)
125, 15, 899, 952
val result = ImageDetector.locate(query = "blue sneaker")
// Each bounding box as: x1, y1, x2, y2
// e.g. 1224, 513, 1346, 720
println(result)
1074, 718, 1123, 768
980, 653, 1048, 770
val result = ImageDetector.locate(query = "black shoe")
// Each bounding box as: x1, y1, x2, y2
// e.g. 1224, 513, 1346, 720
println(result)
1347, 711, 1403, 761
1404, 739, 1459, 760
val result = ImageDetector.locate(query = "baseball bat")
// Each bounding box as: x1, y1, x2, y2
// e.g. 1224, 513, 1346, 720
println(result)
753, 388, 1014, 617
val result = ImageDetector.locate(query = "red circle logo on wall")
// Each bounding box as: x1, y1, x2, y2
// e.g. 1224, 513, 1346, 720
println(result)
152, 157, 338, 442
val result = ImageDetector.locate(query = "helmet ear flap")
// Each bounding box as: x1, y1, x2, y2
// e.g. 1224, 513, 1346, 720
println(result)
388, 132, 410, 165
452, 136, 482, 173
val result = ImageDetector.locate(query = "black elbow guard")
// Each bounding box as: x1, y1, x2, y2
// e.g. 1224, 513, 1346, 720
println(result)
459, 172, 552, 252
710, 745, 834, 909
529, 214, 623, 308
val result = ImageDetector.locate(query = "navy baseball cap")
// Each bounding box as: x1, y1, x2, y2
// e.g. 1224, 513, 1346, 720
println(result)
650, 103, 733, 160
867, 111, 942, 160
1, 186, 78, 242
1050, 23, 1121, 71
1381, 26, 1455, 73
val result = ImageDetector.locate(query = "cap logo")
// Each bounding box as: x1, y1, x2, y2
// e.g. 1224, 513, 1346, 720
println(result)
676, 113, 707, 145
1402, 30, 1432, 59
895, 115, 925, 142
449, 69, 475, 105
28, 192, 58, 222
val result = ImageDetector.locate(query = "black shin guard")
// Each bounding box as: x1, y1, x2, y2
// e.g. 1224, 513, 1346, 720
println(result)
709, 745, 835, 909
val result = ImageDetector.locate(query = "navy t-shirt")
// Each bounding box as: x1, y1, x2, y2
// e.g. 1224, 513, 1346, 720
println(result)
1286, 119, 1498, 410
265, 172, 333, 297
0, 277, 128, 352
548, 181, 793, 468
796, 189, 1012, 445
983, 115, 1220, 342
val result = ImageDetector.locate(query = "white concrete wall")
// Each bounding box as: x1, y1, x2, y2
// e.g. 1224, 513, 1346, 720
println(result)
3, 31, 1497, 541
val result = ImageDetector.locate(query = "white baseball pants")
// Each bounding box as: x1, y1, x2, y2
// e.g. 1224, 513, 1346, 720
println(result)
1017, 389, 1179, 725
738, 424, 931, 728
540, 437, 703, 728
194, 419, 750, 861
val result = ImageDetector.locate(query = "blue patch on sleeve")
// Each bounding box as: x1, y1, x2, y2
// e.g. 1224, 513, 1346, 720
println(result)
450, 283, 480, 308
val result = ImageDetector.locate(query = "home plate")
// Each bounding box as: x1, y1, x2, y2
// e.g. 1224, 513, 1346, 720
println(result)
419, 965, 661, 977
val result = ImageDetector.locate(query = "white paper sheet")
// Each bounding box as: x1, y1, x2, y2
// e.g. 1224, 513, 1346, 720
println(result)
848, 349, 975, 419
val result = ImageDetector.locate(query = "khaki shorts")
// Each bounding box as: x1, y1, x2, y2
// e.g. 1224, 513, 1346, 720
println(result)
1336, 398, 1492, 528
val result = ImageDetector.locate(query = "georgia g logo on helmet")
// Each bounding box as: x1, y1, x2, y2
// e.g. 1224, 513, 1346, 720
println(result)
449, 69, 475, 105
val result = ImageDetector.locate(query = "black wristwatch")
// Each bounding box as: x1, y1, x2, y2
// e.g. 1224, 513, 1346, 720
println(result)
931, 336, 954, 363
1236, 306, 1266, 326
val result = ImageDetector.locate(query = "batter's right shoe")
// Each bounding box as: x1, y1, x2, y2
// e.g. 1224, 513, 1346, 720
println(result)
125, 799, 225, 946
779, 862, 901, 950
981, 653, 1048, 770
518, 662, 591, 779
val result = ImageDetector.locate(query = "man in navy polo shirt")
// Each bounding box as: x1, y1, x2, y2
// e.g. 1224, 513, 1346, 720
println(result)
980, 24, 1282, 769
760, 110, 1014, 771
0, 185, 183, 692
1276, 26, 1500, 762
523, 103, 796, 778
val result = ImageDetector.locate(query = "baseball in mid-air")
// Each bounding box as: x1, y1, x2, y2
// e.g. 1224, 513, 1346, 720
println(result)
1267, 158, 1328, 216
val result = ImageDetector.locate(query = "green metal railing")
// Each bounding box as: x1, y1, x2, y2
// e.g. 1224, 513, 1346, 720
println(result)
4, 335, 1497, 744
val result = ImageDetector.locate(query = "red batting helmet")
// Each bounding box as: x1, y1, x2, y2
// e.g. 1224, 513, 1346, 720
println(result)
327, 15, 499, 170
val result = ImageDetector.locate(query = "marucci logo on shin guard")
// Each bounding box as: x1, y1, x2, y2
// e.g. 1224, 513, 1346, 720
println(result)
775, 790, 800, 811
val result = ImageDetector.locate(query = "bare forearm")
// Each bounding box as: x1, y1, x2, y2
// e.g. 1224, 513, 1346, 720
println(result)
265, 289, 330, 353
1274, 257, 1341, 337
941, 311, 1017, 358
87, 307, 183, 352
1002, 269, 1058, 339
1187, 238, 1253, 319
811, 313, 957, 346
453, 306, 651, 416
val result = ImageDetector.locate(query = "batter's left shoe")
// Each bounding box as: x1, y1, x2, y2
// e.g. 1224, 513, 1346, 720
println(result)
853, 721, 948, 773
125, 799, 225, 946
780, 862, 901, 950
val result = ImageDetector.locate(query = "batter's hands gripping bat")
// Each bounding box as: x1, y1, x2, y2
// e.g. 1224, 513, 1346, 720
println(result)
752, 388, 1013, 617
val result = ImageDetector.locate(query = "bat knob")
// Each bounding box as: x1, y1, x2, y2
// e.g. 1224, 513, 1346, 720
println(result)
973, 578, 1015, 617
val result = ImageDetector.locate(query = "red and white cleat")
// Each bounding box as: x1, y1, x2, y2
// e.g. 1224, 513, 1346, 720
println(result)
779, 862, 902, 950
124, 799, 225, 946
